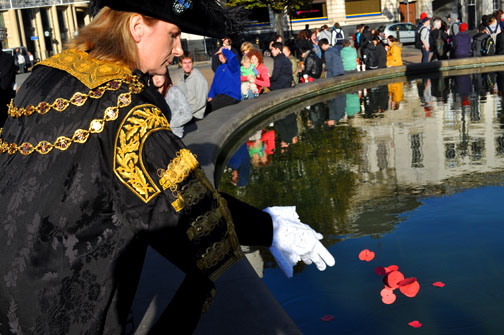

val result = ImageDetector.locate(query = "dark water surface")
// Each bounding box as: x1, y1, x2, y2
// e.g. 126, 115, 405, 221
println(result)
218, 73, 504, 334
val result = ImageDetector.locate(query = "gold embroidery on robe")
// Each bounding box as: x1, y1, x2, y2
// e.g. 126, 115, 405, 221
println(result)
114, 104, 171, 203
38, 49, 132, 89
157, 149, 199, 211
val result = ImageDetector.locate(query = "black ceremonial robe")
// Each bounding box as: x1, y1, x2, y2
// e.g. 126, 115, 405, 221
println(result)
0, 49, 273, 335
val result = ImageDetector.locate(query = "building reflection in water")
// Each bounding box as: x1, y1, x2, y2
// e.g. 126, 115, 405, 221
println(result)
219, 72, 504, 273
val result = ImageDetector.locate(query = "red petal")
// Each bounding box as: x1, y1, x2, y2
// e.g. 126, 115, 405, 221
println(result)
358, 249, 369, 261
380, 287, 395, 297
400, 280, 420, 298
385, 270, 405, 289
408, 320, 422, 328
375, 266, 386, 276
380, 287, 397, 304
321, 314, 335, 322
433, 281, 445, 287
359, 249, 374, 261
398, 277, 417, 286
384, 265, 399, 273
382, 293, 397, 304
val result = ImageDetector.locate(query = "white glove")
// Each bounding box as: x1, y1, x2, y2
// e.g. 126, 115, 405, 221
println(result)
264, 206, 335, 278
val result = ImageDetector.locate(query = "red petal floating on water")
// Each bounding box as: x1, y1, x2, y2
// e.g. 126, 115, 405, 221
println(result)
358, 249, 368, 261
375, 266, 386, 276
385, 270, 404, 289
321, 314, 335, 322
408, 320, 422, 328
380, 286, 395, 297
433, 281, 445, 287
380, 287, 397, 304
366, 251, 375, 261
384, 265, 399, 274
382, 293, 397, 304
400, 280, 420, 298
398, 277, 417, 286
358, 249, 375, 262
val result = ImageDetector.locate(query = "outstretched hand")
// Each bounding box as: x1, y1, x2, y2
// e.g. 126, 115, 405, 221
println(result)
264, 206, 335, 278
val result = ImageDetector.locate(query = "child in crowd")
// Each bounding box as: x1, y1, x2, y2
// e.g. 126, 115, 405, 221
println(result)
240, 55, 260, 100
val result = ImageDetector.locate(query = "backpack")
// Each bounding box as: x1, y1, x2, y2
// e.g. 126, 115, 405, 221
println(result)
450, 22, 460, 36
332, 28, 344, 46
434, 31, 445, 56
415, 26, 426, 49
481, 34, 496, 56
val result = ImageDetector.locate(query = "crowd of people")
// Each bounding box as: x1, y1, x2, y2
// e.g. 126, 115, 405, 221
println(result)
417, 10, 504, 62
165, 23, 408, 138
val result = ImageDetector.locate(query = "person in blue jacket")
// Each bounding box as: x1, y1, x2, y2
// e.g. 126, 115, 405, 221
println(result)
319, 38, 344, 78
207, 47, 241, 114
452, 23, 472, 59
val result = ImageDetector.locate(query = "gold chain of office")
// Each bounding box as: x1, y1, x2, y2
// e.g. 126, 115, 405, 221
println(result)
0, 75, 143, 156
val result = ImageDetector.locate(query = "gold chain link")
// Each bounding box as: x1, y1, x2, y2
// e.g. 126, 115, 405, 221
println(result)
0, 75, 143, 156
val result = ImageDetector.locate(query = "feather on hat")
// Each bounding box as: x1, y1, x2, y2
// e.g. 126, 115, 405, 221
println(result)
89, 0, 245, 38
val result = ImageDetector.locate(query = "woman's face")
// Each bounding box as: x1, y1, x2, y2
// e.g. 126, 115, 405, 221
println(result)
250, 55, 259, 66
136, 19, 183, 75
152, 74, 165, 88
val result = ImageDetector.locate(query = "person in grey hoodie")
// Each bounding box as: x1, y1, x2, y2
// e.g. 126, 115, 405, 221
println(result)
448, 12, 460, 36
176, 51, 209, 119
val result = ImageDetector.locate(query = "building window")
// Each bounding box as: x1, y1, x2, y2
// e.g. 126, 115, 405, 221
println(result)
494, 0, 500, 12
345, 0, 382, 18
471, 139, 484, 162
289, 3, 327, 23
445, 143, 457, 168
247, 7, 270, 28
496, 136, 504, 156
411, 133, 424, 168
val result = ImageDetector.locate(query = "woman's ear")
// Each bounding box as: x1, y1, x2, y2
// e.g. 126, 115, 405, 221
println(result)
130, 14, 144, 43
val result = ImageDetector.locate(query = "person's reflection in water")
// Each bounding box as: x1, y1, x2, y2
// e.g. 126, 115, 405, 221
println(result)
345, 93, 360, 119
419, 77, 434, 116
387, 82, 403, 110
455, 74, 472, 106
482, 72, 497, 95
247, 129, 275, 167
228, 143, 251, 187
496, 72, 504, 128
430, 75, 449, 105
454, 74, 473, 157
363, 85, 388, 118
305, 102, 327, 129
326, 94, 346, 126
275, 113, 299, 153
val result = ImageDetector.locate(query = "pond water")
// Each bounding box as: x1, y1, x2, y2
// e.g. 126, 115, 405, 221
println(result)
218, 72, 504, 334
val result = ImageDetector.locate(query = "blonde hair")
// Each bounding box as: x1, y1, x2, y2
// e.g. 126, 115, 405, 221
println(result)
241, 55, 251, 65
240, 41, 254, 54
67, 7, 158, 70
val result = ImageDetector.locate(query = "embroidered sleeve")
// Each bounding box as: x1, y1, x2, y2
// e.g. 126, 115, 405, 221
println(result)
113, 103, 171, 203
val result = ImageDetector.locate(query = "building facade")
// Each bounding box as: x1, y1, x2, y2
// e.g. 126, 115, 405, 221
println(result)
2, 0, 504, 62
1, 1, 90, 60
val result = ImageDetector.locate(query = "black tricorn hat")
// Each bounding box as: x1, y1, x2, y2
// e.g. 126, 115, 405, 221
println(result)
89, 0, 245, 38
